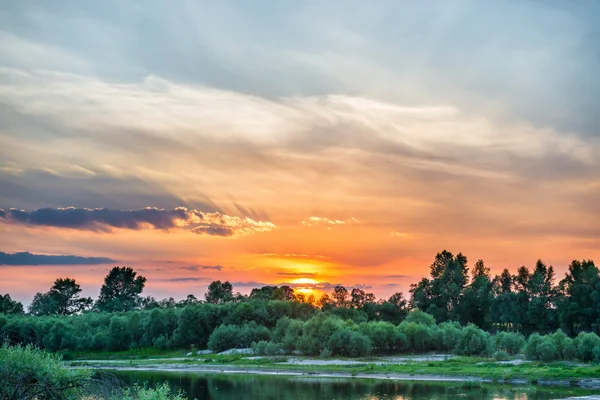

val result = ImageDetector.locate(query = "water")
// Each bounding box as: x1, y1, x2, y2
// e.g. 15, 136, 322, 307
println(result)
105, 370, 598, 400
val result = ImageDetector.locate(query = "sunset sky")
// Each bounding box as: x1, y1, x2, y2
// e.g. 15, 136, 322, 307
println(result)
1, 1, 599, 306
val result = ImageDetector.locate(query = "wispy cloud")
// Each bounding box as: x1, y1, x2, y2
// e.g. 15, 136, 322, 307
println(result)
276, 272, 318, 277
300, 217, 360, 227
181, 265, 223, 272
0, 251, 115, 266
161, 277, 210, 282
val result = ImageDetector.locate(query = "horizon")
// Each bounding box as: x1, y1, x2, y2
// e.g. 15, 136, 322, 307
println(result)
1, 1, 599, 307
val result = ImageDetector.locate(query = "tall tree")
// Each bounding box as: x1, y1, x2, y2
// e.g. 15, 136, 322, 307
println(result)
0, 293, 24, 314
332, 285, 349, 307
410, 250, 470, 322
459, 259, 493, 328
29, 278, 92, 316
95, 267, 146, 312
557, 259, 599, 335
204, 280, 234, 304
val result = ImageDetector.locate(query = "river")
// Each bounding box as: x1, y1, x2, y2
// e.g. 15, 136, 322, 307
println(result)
104, 370, 600, 399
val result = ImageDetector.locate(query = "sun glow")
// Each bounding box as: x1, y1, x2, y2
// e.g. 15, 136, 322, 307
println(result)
290, 278, 318, 285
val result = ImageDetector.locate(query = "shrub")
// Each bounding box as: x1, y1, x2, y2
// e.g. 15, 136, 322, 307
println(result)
493, 331, 525, 355
493, 350, 510, 361
432, 322, 462, 352
319, 347, 332, 359
575, 332, 600, 363
404, 310, 436, 326
208, 323, 270, 352
252, 340, 268, 355
536, 338, 559, 362
0, 344, 91, 399
454, 324, 492, 356
347, 331, 372, 357
549, 330, 574, 360
265, 341, 283, 356
399, 322, 432, 352
524, 333, 543, 360
115, 382, 187, 400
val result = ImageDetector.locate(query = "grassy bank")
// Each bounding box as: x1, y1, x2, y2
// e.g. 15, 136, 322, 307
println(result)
69, 352, 600, 385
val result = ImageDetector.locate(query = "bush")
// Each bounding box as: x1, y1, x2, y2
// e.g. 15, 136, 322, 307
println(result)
536, 337, 559, 362
347, 331, 372, 357
0, 344, 91, 399
319, 347, 332, 359
432, 322, 462, 352
493, 331, 525, 355
208, 323, 271, 352
454, 324, 492, 356
524, 333, 543, 360
549, 330, 574, 360
265, 341, 283, 356
399, 322, 432, 352
493, 350, 510, 361
252, 340, 268, 355
404, 310, 436, 326
115, 382, 187, 400
575, 332, 600, 362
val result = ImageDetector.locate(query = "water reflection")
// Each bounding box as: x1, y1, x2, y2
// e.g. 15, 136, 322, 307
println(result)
104, 370, 597, 400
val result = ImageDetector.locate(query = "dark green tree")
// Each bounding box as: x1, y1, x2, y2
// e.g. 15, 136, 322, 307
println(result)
29, 278, 92, 316
204, 280, 234, 304
95, 266, 146, 312
557, 259, 599, 335
410, 250, 469, 323
459, 259, 493, 328
0, 293, 24, 315
332, 285, 349, 307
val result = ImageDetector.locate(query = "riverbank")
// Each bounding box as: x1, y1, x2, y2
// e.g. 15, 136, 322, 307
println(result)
69, 353, 600, 389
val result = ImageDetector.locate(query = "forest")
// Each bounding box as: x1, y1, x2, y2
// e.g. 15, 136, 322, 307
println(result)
1, 251, 600, 363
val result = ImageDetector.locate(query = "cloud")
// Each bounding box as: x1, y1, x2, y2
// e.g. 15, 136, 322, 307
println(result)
300, 217, 359, 227
262, 253, 330, 260
161, 277, 210, 282
181, 265, 223, 272
0, 207, 276, 237
276, 272, 318, 277
0, 251, 115, 266
385, 275, 411, 279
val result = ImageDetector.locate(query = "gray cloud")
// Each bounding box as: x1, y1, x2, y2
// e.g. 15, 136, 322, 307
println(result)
181, 265, 223, 272
0, 207, 276, 236
0, 207, 194, 231
161, 277, 210, 282
0, 251, 115, 266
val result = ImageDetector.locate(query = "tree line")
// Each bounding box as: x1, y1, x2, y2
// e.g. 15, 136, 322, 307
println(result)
0, 251, 599, 360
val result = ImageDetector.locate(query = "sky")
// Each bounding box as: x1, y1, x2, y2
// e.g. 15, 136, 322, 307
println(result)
0, 1, 599, 306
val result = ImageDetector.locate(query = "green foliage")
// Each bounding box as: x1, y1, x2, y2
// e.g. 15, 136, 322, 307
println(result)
454, 324, 492, 356
207, 323, 270, 352
96, 266, 146, 312
205, 280, 234, 304
29, 278, 93, 316
574, 332, 600, 363
432, 321, 462, 352
404, 309, 436, 326
0, 343, 91, 399
493, 331, 525, 355
493, 350, 510, 361
113, 382, 187, 400
0, 293, 24, 314
347, 331, 372, 357
399, 322, 432, 352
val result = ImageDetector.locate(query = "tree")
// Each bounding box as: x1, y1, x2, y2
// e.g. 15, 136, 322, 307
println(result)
377, 292, 408, 324
410, 250, 469, 322
332, 286, 349, 307
28, 278, 92, 316
205, 280, 234, 304
95, 266, 146, 312
0, 293, 24, 315
250, 286, 285, 301
557, 260, 599, 335
459, 259, 493, 328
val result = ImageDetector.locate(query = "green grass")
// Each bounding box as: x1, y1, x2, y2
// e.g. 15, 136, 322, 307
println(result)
68, 351, 600, 384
